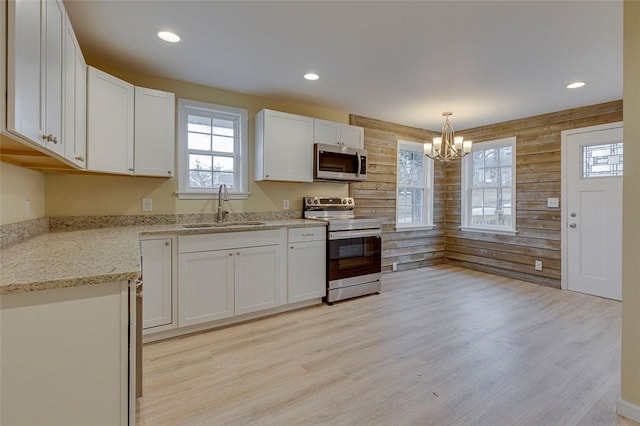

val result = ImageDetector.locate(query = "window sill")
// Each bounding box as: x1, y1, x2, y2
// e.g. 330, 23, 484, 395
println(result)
176, 191, 250, 200
395, 224, 436, 231
459, 226, 518, 236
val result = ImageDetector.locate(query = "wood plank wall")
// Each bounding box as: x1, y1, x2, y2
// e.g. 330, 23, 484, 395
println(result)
349, 115, 444, 273
445, 100, 623, 287
351, 100, 622, 286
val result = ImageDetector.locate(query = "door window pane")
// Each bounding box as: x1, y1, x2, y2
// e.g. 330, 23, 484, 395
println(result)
582, 142, 623, 178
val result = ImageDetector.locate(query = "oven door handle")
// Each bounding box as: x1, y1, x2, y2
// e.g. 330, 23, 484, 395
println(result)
356, 153, 361, 177
329, 229, 381, 240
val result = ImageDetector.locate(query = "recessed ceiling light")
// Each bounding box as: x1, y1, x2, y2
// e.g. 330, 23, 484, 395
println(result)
566, 81, 586, 89
157, 31, 180, 43
304, 73, 320, 81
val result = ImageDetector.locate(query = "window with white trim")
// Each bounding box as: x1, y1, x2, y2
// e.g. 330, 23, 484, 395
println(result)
461, 136, 516, 234
396, 140, 434, 229
177, 99, 248, 199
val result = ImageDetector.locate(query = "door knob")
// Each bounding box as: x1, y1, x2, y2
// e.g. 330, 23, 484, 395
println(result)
569, 223, 577, 228
570, 212, 577, 217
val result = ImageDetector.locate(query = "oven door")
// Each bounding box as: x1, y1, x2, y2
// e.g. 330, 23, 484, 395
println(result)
328, 229, 381, 287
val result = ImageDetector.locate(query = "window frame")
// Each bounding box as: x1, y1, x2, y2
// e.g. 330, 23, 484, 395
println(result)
461, 136, 517, 235
176, 99, 249, 200
395, 139, 435, 230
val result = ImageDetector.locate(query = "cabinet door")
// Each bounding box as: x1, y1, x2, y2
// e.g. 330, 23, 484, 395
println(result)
141, 239, 173, 329
7, 0, 44, 145
235, 245, 282, 315
288, 240, 326, 303
87, 66, 134, 174
258, 110, 313, 182
63, 13, 86, 168
134, 87, 175, 177
340, 124, 364, 149
43, 0, 64, 156
178, 250, 234, 327
314, 119, 364, 149
313, 119, 340, 145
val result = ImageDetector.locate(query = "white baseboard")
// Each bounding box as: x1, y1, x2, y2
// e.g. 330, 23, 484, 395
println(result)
617, 398, 640, 422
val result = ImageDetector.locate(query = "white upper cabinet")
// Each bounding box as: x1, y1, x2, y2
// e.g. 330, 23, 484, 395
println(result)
134, 87, 175, 177
87, 68, 175, 176
7, 0, 65, 155
254, 109, 314, 182
314, 119, 364, 149
63, 12, 86, 168
87, 66, 135, 175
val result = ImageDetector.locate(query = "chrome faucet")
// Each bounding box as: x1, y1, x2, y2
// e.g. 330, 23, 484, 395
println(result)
217, 183, 229, 222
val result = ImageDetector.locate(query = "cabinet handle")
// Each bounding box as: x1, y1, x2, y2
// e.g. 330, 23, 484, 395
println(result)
236, 252, 240, 256
75, 156, 84, 161
42, 134, 57, 144
128, 168, 134, 172
229, 253, 233, 256
290, 246, 294, 249
164, 241, 170, 246
168, 171, 172, 175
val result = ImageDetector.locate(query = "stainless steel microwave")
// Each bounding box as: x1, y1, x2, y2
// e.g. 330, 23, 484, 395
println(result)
314, 144, 367, 181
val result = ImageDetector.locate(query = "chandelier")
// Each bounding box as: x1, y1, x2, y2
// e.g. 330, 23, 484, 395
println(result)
424, 112, 472, 162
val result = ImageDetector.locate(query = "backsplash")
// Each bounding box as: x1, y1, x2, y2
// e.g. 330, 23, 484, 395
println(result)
48, 210, 303, 231
1, 211, 304, 247
0, 217, 50, 247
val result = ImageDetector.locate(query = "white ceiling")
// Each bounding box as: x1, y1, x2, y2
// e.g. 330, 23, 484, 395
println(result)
63, 0, 622, 131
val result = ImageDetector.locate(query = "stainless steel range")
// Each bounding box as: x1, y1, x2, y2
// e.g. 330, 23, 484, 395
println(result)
303, 196, 382, 304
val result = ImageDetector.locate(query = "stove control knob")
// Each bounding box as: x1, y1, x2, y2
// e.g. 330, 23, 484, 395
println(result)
314, 199, 319, 204
348, 199, 353, 204
305, 198, 311, 204
342, 199, 347, 204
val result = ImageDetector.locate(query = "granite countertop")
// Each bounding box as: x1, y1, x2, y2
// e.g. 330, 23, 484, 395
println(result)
0, 219, 324, 295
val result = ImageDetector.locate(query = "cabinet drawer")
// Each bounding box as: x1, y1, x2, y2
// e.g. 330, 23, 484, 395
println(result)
179, 229, 282, 254
288, 227, 326, 243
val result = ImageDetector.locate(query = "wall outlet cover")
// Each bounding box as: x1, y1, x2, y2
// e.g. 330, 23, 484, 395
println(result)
283, 199, 290, 210
547, 197, 560, 208
142, 198, 153, 212
25, 200, 31, 218
535, 260, 543, 271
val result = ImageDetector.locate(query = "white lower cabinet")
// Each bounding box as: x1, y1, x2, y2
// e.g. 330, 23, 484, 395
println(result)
178, 249, 234, 327
235, 244, 282, 315
288, 227, 326, 303
144, 227, 325, 340
1, 281, 132, 426
177, 229, 286, 328
140, 238, 174, 330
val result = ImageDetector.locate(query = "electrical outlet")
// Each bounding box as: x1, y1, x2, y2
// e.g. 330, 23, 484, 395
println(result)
142, 198, 153, 212
547, 198, 559, 208
392, 261, 398, 271
25, 200, 31, 218
535, 260, 543, 271
283, 199, 290, 210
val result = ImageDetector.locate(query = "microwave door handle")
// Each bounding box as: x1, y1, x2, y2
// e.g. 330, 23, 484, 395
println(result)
356, 153, 361, 177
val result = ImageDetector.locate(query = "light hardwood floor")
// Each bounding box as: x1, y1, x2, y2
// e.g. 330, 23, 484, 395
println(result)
137, 265, 638, 426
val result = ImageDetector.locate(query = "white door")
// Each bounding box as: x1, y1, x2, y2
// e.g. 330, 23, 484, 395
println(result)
563, 123, 623, 300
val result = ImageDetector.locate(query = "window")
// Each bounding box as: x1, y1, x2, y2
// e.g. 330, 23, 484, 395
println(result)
396, 140, 434, 229
177, 99, 248, 199
461, 136, 516, 234
582, 141, 623, 178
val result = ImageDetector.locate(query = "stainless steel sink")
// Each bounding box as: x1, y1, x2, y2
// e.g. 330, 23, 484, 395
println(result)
183, 221, 266, 229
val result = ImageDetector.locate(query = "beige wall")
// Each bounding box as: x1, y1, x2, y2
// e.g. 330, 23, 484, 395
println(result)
0, 162, 46, 225
621, 0, 640, 411
45, 64, 350, 217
